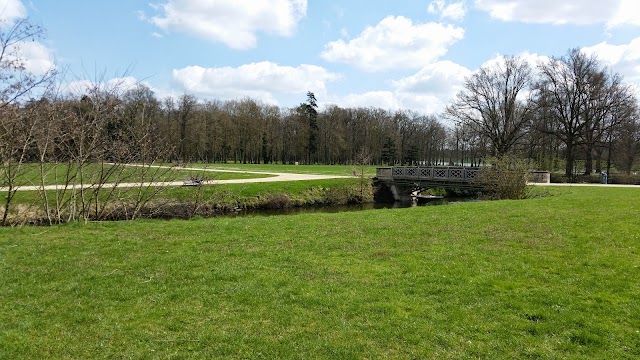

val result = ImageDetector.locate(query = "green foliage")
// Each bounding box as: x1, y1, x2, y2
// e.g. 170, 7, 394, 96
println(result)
1, 187, 639, 358
380, 137, 396, 165
610, 173, 640, 185
299, 91, 319, 162
422, 187, 447, 196
403, 144, 419, 165
477, 156, 530, 199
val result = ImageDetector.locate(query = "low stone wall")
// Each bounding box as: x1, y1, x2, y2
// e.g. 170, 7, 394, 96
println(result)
528, 171, 551, 184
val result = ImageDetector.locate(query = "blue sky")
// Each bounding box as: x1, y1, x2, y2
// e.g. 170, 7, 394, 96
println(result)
4, 0, 640, 114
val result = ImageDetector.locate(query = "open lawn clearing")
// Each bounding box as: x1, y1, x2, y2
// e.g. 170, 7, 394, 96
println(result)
3, 164, 351, 193
1, 186, 639, 358
180, 163, 377, 177
7, 163, 276, 188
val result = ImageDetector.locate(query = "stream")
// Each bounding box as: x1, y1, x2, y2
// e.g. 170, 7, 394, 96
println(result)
223, 197, 476, 217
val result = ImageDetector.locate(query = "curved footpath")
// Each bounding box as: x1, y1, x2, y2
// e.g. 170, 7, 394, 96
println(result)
2, 164, 353, 192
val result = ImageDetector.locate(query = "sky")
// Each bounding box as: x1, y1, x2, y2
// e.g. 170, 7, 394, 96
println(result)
3, 0, 640, 115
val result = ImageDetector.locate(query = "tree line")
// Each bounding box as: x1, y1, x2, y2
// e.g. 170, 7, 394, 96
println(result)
445, 50, 639, 177
2, 21, 640, 186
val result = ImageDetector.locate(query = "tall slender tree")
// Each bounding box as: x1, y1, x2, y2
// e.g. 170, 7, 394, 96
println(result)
299, 91, 318, 163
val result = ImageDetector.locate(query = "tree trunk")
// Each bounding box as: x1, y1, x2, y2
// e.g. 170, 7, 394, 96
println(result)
565, 142, 575, 178
584, 146, 593, 174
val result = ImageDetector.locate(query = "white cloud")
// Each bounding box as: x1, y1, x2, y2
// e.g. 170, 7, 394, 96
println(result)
329, 91, 401, 110
326, 53, 559, 115
608, 0, 640, 28
64, 77, 141, 95
0, 0, 26, 24
149, 0, 307, 49
326, 61, 471, 115
14, 41, 55, 75
582, 37, 640, 85
474, 0, 640, 27
321, 16, 464, 72
62, 76, 185, 101
393, 60, 471, 114
428, 1, 467, 22
172, 61, 340, 104
0, 1, 56, 76
393, 60, 470, 95
477, 51, 550, 76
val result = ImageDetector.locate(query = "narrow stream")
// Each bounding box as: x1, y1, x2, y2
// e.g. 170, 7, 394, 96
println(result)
224, 197, 476, 217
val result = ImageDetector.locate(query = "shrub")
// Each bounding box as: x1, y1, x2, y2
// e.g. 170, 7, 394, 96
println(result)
608, 173, 640, 185
263, 194, 292, 209
477, 157, 530, 200
550, 173, 640, 185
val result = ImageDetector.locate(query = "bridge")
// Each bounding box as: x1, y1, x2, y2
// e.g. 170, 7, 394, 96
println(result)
374, 166, 483, 202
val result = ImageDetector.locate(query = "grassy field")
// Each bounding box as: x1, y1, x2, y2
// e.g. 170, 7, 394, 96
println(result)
1, 186, 639, 358
184, 162, 378, 177
8, 163, 275, 187
3, 163, 369, 223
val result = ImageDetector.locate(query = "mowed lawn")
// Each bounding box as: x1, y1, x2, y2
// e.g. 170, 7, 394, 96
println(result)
185, 162, 378, 177
1, 186, 639, 358
9, 163, 275, 188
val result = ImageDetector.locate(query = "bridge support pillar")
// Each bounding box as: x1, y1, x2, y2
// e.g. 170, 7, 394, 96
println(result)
389, 184, 414, 202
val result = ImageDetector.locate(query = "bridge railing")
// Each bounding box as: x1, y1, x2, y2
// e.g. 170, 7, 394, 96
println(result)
377, 166, 480, 182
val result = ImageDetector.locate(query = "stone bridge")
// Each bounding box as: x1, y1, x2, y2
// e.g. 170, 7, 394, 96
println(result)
374, 166, 483, 202
374, 166, 551, 201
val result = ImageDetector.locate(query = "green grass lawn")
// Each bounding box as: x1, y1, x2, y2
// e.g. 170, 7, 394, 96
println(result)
8, 163, 275, 187
184, 162, 378, 177
1, 186, 639, 358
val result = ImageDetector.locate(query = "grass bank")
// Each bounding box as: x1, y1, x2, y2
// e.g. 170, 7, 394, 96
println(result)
1, 186, 639, 358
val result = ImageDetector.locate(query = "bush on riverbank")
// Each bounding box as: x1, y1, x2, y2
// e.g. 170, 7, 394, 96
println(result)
477, 157, 530, 200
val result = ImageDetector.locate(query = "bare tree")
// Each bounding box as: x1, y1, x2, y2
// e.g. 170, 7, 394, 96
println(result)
535, 49, 599, 177
0, 18, 55, 108
0, 17, 55, 225
0, 105, 38, 225
176, 94, 198, 162
445, 55, 533, 157
611, 101, 640, 175
535, 49, 636, 177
